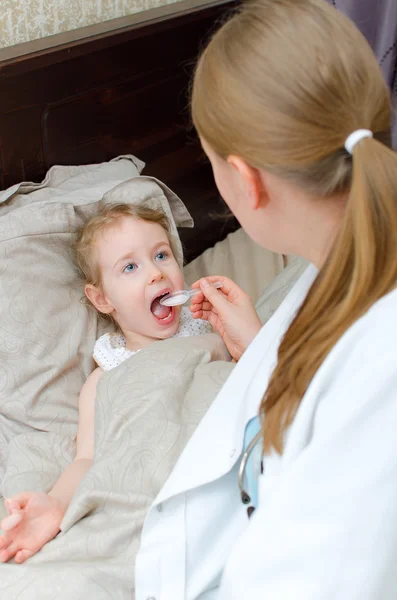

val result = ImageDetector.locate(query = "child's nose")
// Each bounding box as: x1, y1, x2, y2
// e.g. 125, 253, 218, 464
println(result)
149, 267, 165, 284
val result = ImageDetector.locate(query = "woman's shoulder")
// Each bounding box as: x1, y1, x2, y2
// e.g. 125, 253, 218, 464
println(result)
345, 286, 397, 350
306, 288, 397, 436
317, 287, 397, 381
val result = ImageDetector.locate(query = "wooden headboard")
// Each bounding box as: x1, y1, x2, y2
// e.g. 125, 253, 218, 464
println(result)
0, 0, 238, 262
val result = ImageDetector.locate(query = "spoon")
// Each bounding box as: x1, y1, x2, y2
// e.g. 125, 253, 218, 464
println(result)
160, 281, 223, 307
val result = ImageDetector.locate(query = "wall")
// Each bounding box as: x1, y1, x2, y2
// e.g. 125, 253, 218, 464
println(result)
0, 0, 185, 48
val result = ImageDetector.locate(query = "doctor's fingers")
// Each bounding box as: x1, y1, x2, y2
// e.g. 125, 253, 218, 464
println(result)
190, 300, 217, 314
191, 275, 237, 294
189, 290, 205, 304
194, 310, 222, 332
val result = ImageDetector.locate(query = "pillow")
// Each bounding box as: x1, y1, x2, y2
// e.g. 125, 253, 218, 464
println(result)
255, 255, 310, 324
102, 176, 193, 268
0, 155, 145, 213
0, 159, 194, 494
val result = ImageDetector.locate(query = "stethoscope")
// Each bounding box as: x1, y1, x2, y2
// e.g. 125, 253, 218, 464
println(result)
237, 429, 263, 519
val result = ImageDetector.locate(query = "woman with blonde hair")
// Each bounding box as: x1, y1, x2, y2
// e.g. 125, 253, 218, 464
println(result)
133, 1, 397, 598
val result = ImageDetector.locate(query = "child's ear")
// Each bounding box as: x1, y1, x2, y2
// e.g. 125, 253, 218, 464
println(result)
85, 284, 114, 315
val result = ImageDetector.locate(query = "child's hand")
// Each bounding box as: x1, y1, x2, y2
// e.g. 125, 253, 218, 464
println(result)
0, 492, 66, 563
190, 276, 262, 361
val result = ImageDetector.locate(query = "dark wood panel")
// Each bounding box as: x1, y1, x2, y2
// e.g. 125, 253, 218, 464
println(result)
0, 1, 239, 261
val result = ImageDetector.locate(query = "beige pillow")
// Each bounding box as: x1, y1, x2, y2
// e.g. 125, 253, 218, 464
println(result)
102, 176, 193, 268
255, 255, 310, 325
0, 162, 194, 492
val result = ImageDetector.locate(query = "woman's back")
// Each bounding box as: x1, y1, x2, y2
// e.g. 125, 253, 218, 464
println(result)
220, 281, 397, 598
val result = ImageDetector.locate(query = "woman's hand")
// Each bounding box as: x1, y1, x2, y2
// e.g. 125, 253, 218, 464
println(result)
190, 276, 262, 361
0, 492, 66, 563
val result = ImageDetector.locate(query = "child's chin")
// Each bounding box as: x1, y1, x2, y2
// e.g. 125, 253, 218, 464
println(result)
161, 321, 180, 337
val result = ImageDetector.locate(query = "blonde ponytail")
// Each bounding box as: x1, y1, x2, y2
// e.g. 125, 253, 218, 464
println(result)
262, 137, 397, 452
191, 0, 397, 452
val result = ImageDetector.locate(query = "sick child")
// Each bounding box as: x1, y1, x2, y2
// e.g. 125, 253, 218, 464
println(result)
0, 202, 216, 564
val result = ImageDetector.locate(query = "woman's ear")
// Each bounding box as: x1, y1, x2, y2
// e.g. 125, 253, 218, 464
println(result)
227, 155, 269, 210
85, 284, 114, 315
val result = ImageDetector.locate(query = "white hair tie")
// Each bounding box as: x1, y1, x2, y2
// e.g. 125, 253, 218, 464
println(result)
344, 129, 373, 155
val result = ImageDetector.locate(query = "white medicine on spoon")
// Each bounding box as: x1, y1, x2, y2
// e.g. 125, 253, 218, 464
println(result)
160, 281, 223, 307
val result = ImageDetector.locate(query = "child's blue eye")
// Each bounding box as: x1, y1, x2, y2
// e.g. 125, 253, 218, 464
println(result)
156, 252, 168, 261
123, 263, 137, 273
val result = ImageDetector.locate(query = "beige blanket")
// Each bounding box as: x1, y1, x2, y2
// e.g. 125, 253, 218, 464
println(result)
0, 333, 232, 599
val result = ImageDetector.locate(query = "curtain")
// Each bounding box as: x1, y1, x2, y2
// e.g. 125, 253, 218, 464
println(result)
327, 0, 397, 146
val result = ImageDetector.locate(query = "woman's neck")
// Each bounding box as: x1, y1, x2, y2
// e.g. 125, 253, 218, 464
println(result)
299, 194, 347, 268
268, 179, 348, 268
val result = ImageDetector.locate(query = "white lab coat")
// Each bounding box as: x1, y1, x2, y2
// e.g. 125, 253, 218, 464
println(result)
136, 265, 397, 600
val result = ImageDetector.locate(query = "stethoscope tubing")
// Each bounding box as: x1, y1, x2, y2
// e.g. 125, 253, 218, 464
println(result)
238, 429, 262, 507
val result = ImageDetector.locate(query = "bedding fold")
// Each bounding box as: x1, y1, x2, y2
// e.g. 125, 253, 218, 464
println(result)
0, 333, 232, 599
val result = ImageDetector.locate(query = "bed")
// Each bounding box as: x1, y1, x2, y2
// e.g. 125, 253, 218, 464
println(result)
0, 0, 244, 264
0, 1, 306, 596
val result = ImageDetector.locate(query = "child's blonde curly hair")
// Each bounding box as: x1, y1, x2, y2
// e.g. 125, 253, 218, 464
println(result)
75, 203, 173, 317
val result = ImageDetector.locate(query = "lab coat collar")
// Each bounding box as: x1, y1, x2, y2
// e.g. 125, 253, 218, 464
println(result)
156, 265, 317, 504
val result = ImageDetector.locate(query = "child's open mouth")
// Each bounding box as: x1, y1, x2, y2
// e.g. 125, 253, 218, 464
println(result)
150, 293, 176, 325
